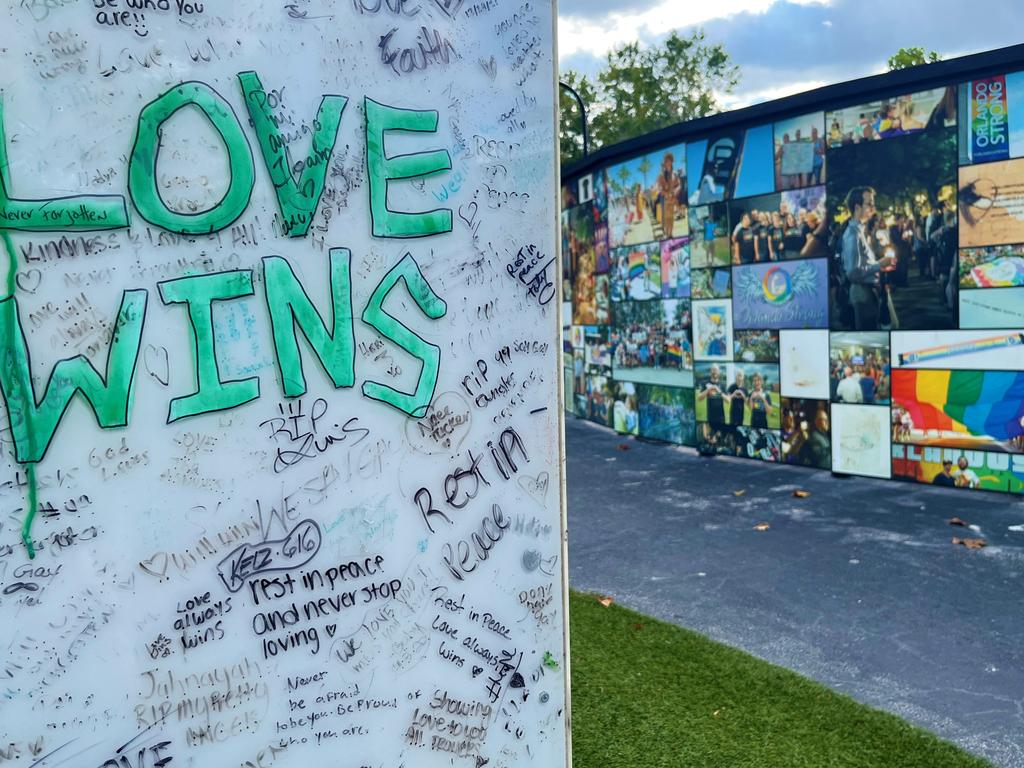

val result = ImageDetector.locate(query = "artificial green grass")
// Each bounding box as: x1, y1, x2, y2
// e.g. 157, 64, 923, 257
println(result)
568, 590, 992, 768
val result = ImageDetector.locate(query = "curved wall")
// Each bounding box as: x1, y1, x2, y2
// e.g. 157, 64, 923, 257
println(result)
561, 45, 1024, 493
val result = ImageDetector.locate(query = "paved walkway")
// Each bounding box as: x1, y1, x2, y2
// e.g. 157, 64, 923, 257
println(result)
566, 416, 1024, 768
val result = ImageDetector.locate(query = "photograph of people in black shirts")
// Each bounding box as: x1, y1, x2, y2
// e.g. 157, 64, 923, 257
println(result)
697, 364, 727, 425
732, 213, 757, 264
748, 372, 774, 429
754, 212, 773, 261
728, 369, 747, 426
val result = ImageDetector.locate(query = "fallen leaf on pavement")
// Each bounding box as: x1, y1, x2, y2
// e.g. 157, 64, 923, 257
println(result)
948, 517, 967, 527
617, 444, 630, 451
754, 522, 770, 531
733, 490, 746, 496
793, 490, 810, 498
952, 537, 987, 549
597, 596, 614, 607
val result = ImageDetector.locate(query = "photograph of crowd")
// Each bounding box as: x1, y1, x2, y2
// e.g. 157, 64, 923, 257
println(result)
688, 203, 731, 267
959, 243, 1024, 287
687, 124, 774, 205
893, 445, 1024, 493
827, 127, 958, 330
958, 72, 1024, 165
695, 362, 781, 429
826, 86, 956, 148
735, 330, 779, 362
638, 385, 697, 445
728, 186, 829, 263
607, 143, 688, 248
661, 237, 691, 298
612, 300, 692, 385
781, 398, 831, 469
691, 267, 731, 299
774, 112, 826, 190
829, 332, 891, 405
698, 423, 781, 462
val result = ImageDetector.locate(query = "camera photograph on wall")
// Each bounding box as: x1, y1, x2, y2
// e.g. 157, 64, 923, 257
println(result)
827, 126, 958, 331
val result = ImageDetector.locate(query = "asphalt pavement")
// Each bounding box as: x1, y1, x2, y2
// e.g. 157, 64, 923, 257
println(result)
565, 416, 1024, 768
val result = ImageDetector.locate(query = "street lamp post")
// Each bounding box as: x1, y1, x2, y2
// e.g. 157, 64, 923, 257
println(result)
559, 81, 590, 158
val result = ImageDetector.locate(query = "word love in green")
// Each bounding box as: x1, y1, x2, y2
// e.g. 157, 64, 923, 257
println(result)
0, 73, 453, 240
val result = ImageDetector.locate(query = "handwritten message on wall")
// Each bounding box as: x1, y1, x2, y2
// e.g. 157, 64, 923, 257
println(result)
0, 1, 567, 766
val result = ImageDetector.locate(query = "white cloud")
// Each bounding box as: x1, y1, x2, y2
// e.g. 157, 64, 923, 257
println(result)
558, 0, 776, 60
558, 0, 833, 61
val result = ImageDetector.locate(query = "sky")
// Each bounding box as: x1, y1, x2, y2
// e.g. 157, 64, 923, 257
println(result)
558, 0, 1024, 110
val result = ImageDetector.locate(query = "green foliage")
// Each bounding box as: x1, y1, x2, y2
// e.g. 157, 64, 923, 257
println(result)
888, 46, 943, 71
569, 590, 994, 768
560, 30, 739, 166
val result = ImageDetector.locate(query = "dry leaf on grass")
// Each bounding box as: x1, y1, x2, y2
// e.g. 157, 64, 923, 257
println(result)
754, 522, 771, 531
733, 490, 746, 497
948, 517, 967, 527
617, 444, 630, 451
793, 490, 810, 498
597, 596, 614, 607
632, 623, 644, 631
952, 537, 987, 549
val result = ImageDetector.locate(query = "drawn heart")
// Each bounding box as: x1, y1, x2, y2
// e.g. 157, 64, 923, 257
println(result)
405, 390, 471, 456
139, 552, 169, 580
517, 472, 550, 505
479, 56, 497, 81
325, 624, 337, 638
15, 269, 42, 294
431, 0, 464, 17
144, 344, 170, 386
539, 555, 558, 576
472, 665, 483, 678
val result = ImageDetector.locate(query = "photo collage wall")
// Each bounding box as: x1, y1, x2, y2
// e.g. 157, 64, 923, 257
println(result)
563, 70, 1024, 494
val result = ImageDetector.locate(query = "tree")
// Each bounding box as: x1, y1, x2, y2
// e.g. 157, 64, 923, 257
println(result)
888, 47, 942, 71
559, 29, 739, 166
